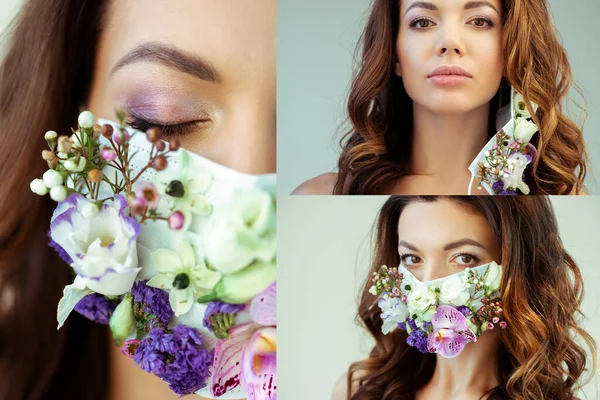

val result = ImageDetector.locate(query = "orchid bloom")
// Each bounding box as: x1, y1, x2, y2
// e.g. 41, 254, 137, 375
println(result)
211, 282, 276, 400
427, 305, 477, 358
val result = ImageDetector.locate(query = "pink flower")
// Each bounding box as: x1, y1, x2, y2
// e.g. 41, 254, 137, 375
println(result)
392, 287, 401, 297
130, 197, 147, 216
121, 339, 141, 359
100, 146, 117, 162
212, 283, 276, 400
499, 321, 507, 329
427, 305, 477, 359
136, 181, 160, 209
113, 129, 130, 145
492, 317, 500, 324
168, 211, 185, 231
486, 322, 495, 330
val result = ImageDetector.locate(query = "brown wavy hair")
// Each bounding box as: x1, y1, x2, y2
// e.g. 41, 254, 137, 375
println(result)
0, 1, 111, 399
347, 196, 597, 400
334, 0, 589, 195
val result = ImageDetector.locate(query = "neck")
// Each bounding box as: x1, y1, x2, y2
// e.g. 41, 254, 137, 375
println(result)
425, 330, 501, 398
410, 102, 491, 178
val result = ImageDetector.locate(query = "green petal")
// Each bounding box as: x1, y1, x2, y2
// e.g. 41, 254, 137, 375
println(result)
189, 194, 212, 215
170, 288, 194, 316
151, 249, 182, 273
187, 171, 212, 193
178, 241, 195, 268
147, 273, 174, 290
192, 266, 222, 290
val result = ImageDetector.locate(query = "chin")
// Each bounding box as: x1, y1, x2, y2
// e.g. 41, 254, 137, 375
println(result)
411, 92, 491, 115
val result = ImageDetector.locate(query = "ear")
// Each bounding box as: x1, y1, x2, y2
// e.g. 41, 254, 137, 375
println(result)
394, 59, 402, 77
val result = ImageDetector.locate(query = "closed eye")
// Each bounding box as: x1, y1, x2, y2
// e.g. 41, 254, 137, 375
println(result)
126, 114, 210, 137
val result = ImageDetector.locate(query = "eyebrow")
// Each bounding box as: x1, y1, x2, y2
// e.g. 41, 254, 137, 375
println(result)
405, 1, 500, 16
110, 42, 222, 83
398, 238, 486, 252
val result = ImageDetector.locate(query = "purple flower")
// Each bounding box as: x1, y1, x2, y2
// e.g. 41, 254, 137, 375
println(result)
203, 301, 245, 332
74, 293, 118, 324
134, 324, 213, 397
131, 280, 173, 325
406, 329, 429, 353
456, 306, 470, 317
498, 189, 518, 196
427, 305, 477, 358
398, 322, 407, 331
491, 180, 504, 193
407, 317, 418, 331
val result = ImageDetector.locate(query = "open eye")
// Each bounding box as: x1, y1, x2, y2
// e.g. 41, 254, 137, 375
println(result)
409, 17, 436, 30
452, 253, 480, 267
469, 17, 494, 28
400, 254, 423, 266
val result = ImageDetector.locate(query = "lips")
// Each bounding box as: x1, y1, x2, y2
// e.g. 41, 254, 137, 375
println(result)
428, 65, 472, 78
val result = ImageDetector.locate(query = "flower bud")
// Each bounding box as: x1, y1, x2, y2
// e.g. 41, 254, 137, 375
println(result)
92, 124, 102, 140
130, 197, 147, 216
30, 178, 49, 196
47, 158, 58, 169
57, 136, 72, 153
44, 130, 58, 141
49, 185, 68, 202
64, 159, 78, 172
155, 140, 166, 152
169, 139, 180, 151
42, 150, 56, 161
100, 146, 117, 162
78, 111, 95, 129
75, 157, 87, 172
43, 169, 63, 188
152, 155, 168, 171
81, 202, 100, 218
71, 131, 88, 148
101, 124, 114, 139
109, 295, 136, 344
88, 169, 102, 183
146, 127, 161, 143
113, 129, 129, 146
168, 211, 185, 230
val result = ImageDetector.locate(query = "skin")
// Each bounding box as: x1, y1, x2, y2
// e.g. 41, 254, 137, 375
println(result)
332, 199, 503, 400
86, 0, 275, 399
296, 0, 504, 195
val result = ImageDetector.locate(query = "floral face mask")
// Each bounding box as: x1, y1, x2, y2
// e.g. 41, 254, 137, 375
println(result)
31, 113, 276, 399
370, 262, 505, 358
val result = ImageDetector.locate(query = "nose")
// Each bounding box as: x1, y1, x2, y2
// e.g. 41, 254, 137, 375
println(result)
436, 27, 464, 57
421, 261, 453, 282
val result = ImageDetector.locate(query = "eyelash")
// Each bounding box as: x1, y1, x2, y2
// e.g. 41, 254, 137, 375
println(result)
399, 253, 481, 265
408, 16, 495, 30
127, 114, 205, 137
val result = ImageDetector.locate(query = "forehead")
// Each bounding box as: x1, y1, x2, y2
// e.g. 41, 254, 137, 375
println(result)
397, 200, 496, 248
102, 0, 276, 86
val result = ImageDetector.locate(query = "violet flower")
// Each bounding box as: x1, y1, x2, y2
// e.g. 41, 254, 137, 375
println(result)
427, 305, 477, 358
74, 293, 118, 324
131, 280, 173, 325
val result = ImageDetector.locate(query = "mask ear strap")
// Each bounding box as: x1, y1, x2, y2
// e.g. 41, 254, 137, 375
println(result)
468, 173, 475, 196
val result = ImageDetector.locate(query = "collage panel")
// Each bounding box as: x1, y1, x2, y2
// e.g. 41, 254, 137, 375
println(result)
279, 196, 599, 399
279, 0, 600, 196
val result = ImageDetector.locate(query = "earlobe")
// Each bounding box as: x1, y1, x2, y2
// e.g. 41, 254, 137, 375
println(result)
394, 61, 402, 77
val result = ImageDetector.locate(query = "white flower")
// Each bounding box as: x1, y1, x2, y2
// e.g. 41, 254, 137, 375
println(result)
50, 186, 68, 202
43, 169, 63, 188
378, 295, 409, 334
406, 284, 437, 314
45, 130, 58, 140
484, 262, 502, 294
147, 240, 222, 317
50, 194, 141, 296
154, 149, 212, 231
30, 178, 48, 195
514, 117, 538, 144
514, 93, 538, 119
78, 111, 95, 129
81, 202, 99, 218
501, 152, 531, 194
439, 275, 470, 306
204, 188, 276, 274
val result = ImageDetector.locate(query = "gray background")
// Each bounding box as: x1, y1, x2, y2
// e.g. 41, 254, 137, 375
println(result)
278, 0, 600, 194
278, 196, 600, 399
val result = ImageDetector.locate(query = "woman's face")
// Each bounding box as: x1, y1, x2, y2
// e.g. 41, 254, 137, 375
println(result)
87, 0, 276, 174
395, 0, 504, 115
396, 199, 501, 282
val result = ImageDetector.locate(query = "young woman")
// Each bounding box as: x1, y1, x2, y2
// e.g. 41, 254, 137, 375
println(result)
295, 0, 588, 195
334, 196, 596, 399
0, 1, 275, 399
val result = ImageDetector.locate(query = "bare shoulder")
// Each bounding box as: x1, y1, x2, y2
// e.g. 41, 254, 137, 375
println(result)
331, 369, 366, 400
291, 172, 338, 195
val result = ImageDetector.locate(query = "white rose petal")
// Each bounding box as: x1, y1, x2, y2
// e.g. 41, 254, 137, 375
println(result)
514, 117, 538, 144
43, 169, 63, 188
406, 284, 437, 314
439, 275, 470, 306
